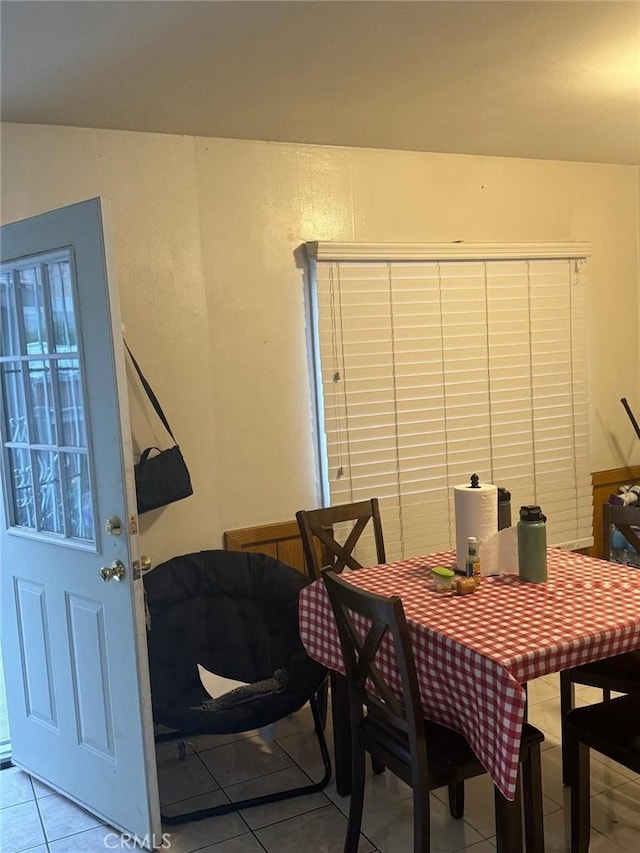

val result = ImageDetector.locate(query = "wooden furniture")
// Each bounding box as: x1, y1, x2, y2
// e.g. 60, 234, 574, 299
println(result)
299, 549, 640, 803
565, 695, 640, 852
559, 501, 640, 782
223, 518, 320, 574
591, 465, 640, 558
296, 498, 387, 779
296, 498, 386, 579
322, 569, 545, 853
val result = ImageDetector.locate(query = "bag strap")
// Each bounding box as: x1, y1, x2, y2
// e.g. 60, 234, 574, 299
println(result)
124, 341, 177, 443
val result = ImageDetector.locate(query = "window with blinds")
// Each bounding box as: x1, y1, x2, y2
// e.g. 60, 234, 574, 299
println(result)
305, 243, 592, 564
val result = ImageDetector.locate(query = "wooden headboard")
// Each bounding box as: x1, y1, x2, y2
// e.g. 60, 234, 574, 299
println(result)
223, 518, 321, 575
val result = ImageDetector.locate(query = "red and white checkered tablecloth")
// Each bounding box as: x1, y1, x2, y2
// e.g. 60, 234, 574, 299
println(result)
298, 548, 640, 801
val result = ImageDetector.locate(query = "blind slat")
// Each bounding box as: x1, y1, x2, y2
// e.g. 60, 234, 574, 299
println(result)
313, 255, 591, 561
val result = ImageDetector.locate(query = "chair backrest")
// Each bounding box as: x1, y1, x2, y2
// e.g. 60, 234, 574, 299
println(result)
322, 569, 424, 751
296, 498, 386, 579
602, 503, 640, 561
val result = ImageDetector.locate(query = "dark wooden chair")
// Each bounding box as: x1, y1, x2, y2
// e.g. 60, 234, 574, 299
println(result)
296, 498, 388, 786
560, 503, 640, 783
565, 695, 640, 852
322, 569, 545, 853
296, 497, 386, 580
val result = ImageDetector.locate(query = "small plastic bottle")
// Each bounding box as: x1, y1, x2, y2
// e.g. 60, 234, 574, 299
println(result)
517, 505, 547, 583
466, 536, 481, 582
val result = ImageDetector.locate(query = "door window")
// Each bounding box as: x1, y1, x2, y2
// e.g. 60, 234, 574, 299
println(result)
0, 251, 94, 544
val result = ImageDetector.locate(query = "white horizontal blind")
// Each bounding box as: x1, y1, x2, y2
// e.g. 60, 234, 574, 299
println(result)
311, 249, 591, 563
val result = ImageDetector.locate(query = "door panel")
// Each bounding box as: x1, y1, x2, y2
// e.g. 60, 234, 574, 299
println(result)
0, 198, 160, 844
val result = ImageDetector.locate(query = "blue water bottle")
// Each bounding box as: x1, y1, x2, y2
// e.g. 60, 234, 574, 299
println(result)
517, 505, 547, 583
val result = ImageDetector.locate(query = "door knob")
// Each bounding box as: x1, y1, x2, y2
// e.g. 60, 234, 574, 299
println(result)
99, 560, 126, 582
140, 554, 152, 573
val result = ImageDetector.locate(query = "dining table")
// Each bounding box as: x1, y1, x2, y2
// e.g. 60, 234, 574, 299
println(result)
298, 547, 640, 804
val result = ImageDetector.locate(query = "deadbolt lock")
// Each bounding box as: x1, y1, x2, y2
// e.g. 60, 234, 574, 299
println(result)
105, 516, 122, 536
99, 560, 126, 582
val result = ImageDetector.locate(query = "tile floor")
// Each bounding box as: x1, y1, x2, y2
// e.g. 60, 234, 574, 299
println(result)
1, 674, 639, 852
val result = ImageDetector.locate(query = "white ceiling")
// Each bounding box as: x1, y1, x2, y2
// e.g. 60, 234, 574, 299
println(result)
1, 0, 639, 166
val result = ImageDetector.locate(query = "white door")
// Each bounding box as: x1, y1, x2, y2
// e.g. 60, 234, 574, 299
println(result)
0, 198, 161, 844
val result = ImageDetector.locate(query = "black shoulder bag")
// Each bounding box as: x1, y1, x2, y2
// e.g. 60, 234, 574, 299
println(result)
125, 342, 193, 514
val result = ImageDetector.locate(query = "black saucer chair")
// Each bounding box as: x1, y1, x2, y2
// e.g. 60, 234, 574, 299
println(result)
143, 549, 331, 824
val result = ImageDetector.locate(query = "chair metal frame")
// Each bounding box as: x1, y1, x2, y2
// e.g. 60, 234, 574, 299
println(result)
156, 692, 331, 824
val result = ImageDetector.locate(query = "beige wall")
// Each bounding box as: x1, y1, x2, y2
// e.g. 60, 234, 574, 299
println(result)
1, 123, 639, 564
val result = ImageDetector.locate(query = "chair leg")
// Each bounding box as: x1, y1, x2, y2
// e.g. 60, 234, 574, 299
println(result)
317, 677, 330, 728
413, 781, 431, 853
371, 756, 385, 775
560, 671, 576, 785
331, 672, 353, 797
448, 781, 465, 819
345, 744, 367, 853
569, 734, 591, 853
494, 778, 524, 853
522, 745, 545, 853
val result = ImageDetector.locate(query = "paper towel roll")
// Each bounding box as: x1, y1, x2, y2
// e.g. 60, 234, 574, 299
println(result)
454, 481, 498, 572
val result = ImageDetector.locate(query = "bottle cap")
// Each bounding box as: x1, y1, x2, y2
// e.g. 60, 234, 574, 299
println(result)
498, 487, 511, 503
467, 536, 477, 544
519, 505, 545, 522
432, 566, 455, 579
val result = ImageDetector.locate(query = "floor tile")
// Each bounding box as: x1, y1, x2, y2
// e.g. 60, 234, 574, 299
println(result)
37, 792, 102, 841
254, 802, 375, 853
325, 764, 412, 818
362, 792, 485, 852
227, 765, 330, 829
159, 794, 249, 853
540, 745, 631, 808
157, 752, 219, 806
590, 779, 640, 852
527, 676, 560, 706
199, 736, 293, 787
30, 777, 56, 800
0, 799, 47, 853
0, 766, 34, 809
189, 731, 254, 753
199, 835, 269, 852
48, 824, 125, 852
275, 724, 334, 782
542, 806, 628, 853
433, 770, 559, 840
